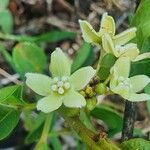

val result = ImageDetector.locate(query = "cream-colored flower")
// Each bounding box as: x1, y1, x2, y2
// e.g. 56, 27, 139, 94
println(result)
110, 57, 150, 101
25, 48, 96, 113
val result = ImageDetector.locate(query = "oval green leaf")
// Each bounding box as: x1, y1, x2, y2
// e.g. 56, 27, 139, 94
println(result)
12, 42, 47, 78
0, 107, 20, 140
98, 53, 117, 80
71, 42, 94, 73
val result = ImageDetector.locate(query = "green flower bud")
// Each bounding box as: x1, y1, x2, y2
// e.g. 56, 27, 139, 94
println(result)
80, 91, 86, 97
95, 83, 107, 95
85, 86, 95, 97
86, 97, 97, 111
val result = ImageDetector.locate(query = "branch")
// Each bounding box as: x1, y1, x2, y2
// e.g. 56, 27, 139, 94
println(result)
122, 101, 136, 141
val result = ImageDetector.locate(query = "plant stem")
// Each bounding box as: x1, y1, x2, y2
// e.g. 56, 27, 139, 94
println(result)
60, 110, 121, 150
104, 74, 111, 85
122, 101, 136, 141
34, 113, 52, 150
62, 115, 102, 150
0, 32, 36, 42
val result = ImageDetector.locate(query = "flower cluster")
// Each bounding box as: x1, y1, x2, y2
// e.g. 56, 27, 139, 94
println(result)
25, 13, 150, 113
79, 13, 150, 101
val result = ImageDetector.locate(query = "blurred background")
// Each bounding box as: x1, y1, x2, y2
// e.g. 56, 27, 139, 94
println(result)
1, 0, 150, 150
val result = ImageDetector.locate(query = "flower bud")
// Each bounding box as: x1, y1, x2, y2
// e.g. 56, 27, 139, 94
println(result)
80, 91, 86, 97
86, 97, 97, 111
95, 83, 107, 95
85, 86, 95, 97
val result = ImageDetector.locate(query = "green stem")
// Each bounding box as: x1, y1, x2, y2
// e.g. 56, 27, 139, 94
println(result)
23, 103, 36, 111
0, 32, 36, 42
104, 74, 111, 85
63, 115, 101, 150
96, 49, 105, 74
0, 103, 18, 110
0, 43, 16, 71
34, 113, 52, 150
60, 110, 120, 150
0, 102, 36, 111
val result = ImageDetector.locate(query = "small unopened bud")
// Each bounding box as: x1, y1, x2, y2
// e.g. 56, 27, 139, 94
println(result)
85, 86, 95, 97
80, 91, 86, 97
86, 97, 97, 111
95, 83, 107, 95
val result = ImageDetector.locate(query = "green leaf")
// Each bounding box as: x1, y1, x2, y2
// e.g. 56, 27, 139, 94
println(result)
35, 143, 50, 150
35, 30, 76, 43
12, 42, 47, 78
144, 83, 150, 114
98, 54, 117, 80
0, 43, 15, 70
0, 107, 20, 140
0, 10, 13, 33
0, 30, 76, 43
135, 21, 150, 51
51, 137, 62, 150
0, 85, 21, 103
130, 59, 150, 77
121, 138, 150, 150
0, 0, 9, 10
131, 0, 150, 50
80, 110, 95, 132
25, 112, 46, 144
90, 104, 123, 137
131, 0, 150, 28
71, 42, 94, 73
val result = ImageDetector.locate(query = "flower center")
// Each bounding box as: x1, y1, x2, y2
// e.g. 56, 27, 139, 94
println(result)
117, 76, 132, 89
51, 76, 70, 95
115, 45, 125, 54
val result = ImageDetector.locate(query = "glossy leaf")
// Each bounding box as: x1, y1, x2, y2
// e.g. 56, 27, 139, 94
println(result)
90, 104, 123, 137
98, 53, 117, 80
12, 42, 47, 78
0, 107, 20, 140
121, 138, 150, 150
131, 0, 150, 50
130, 59, 150, 77
0, 85, 20, 103
71, 42, 94, 73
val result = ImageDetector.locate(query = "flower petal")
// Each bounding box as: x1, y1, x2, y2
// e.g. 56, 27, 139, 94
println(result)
25, 73, 51, 96
102, 33, 118, 56
49, 48, 71, 77
118, 43, 139, 60
99, 13, 115, 36
133, 52, 150, 62
79, 20, 101, 45
128, 93, 150, 102
70, 67, 96, 90
113, 57, 130, 77
130, 75, 150, 92
63, 89, 86, 108
37, 94, 62, 113
113, 28, 137, 45
110, 69, 130, 99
